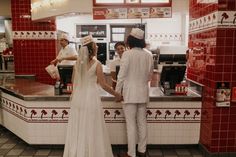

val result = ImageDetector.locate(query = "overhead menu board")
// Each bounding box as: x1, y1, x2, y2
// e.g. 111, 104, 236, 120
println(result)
94, 0, 170, 5
127, 8, 150, 18
93, 0, 172, 19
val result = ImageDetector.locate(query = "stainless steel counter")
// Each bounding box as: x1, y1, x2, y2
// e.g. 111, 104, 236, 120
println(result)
0, 78, 201, 101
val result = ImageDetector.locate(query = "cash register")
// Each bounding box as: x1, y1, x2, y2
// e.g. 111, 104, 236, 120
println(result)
160, 65, 186, 95
54, 65, 73, 95
159, 54, 187, 95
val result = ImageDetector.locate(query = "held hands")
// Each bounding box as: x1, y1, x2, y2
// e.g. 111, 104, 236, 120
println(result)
111, 78, 117, 83
115, 92, 123, 102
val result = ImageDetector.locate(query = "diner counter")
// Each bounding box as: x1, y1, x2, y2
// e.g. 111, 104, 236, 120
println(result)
0, 78, 202, 145
0, 78, 201, 101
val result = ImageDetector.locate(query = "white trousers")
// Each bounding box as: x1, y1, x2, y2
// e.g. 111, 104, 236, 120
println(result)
123, 103, 147, 157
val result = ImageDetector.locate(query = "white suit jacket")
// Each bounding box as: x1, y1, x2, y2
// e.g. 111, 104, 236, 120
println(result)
116, 48, 153, 104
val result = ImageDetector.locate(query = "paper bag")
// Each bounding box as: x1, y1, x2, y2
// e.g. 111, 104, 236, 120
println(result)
45, 64, 60, 79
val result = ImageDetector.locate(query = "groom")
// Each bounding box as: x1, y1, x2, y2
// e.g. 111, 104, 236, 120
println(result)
116, 28, 153, 157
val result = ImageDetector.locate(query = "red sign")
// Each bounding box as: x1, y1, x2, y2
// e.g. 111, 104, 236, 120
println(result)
93, 7, 171, 20
93, 0, 172, 20
93, 8, 108, 19
93, 0, 172, 7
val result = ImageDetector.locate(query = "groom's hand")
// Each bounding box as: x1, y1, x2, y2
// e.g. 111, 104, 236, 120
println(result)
115, 93, 123, 102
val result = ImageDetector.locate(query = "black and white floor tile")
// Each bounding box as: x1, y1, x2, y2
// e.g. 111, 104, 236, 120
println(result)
0, 125, 204, 157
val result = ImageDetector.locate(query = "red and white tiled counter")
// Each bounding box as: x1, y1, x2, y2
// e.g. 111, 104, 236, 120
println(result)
188, 0, 236, 154
0, 79, 201, 145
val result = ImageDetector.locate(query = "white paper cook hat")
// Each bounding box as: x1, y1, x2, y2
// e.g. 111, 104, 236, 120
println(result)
130, 28, 144, 40
59, 33, 70, 41
81, 35, 94, 46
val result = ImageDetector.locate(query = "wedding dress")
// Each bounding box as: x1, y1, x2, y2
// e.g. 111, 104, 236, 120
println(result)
63, 47, 113, 157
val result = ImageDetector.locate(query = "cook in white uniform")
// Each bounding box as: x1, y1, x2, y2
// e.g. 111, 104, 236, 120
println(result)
110, 42, 126, 89
116, 28, 153, 157
50, 34, 78, 66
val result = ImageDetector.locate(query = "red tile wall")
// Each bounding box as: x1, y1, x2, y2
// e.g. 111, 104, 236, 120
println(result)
189, 0, 236, 153
11, 0, 57, 84
218, 0, 236, 11
189, 0, 236, 20
189, 0, 218, 20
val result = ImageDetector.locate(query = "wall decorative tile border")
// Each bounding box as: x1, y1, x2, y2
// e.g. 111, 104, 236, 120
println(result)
147, 33, 182, 41
217, 11, 236, 27
189, 11, 236, 34
189, 11, 218, 34
12, 31, 57, 40
1, 97, 201, 123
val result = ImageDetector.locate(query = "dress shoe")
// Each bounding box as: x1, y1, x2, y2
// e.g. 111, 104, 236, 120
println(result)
117, 152, 131, 157
137, 151, 147, 157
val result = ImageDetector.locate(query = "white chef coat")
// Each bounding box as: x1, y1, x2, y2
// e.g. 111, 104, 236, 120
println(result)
57, 44, 78, 66
110, 57, 121, 72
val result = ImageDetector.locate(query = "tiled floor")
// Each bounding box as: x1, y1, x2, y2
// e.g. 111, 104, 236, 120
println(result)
0, 125, 204, 157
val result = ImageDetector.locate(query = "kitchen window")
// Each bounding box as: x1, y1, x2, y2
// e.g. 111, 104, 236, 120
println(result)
110, 24, 145, 42
111, 27, 126, 42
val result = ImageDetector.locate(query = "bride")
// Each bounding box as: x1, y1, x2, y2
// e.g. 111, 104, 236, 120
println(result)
63, 35, 121, 157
